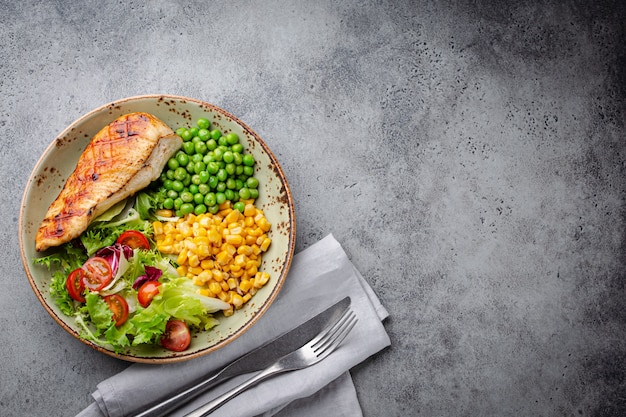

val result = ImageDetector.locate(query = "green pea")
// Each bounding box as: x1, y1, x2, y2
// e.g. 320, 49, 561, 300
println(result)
216, 182, 226, 192
215, 192, 226, 205
243, 166, 254, 176
186, 162, 195, 174
225, 163, 236, 176
249, 188, 259, 199
198, 171, 210, 183
238, 187, 251, 200
231, 144, 244, 154
235, 165, 244, 176
180, 203, 194, 215
213, 148, 224, 161
197, 129, 210, 142
233, 201, 245, 212
166, 189, 179, 199
182, 175, 191, 186
218, 135, 229, 147
197, 118, 210, 130
243, 154, 255, 167
180, 129, 193, 142
194, 204, 207, 215
223, 151, 234, 164
226, 178, 236, 190
193, 193, 204, 205
207, 139, 218, 151
206, 162, 219, 174
216, 169, 228, 182
166, 169, 175, 180
176, 153, 190, 167
175, 127, 186, 137
191, 174, 201, 185
194, 161, 206, 174
226, 132, 239, 145
189, 184, 199, 194
180, 191, 194, 203
174, 198, 183, 210
167, 158, 179, 170
204, 193, 217, 206
163, 179, 174, 190
191, 154, 203, 163
235, 179, 244, 190
174, 167, 187, 181
182, 141, 196, 155
194, 141, 208, 155
208, 205, 219, 214
172, 180, 184, 192
208, 176, 219, 189
210, 129, 222, 140
163, 198, 174, 210
189, 127, 199, 138
233, 152, 243, 165
198, 183, 210, 195
246, 177, 259, 189
224, 189, 236, 201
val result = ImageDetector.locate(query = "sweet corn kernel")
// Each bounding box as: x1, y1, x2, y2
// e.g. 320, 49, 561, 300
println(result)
260, 238, 271, 252
209, 282, 222, 295
239, 279, 252, 293
200, 259, 214, 270
231, 293, 244, 309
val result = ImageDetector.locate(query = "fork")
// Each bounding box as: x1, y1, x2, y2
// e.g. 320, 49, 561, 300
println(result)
183, 307, 358, 417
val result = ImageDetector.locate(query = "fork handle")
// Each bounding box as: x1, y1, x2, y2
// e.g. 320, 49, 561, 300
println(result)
183, 364, 284, 417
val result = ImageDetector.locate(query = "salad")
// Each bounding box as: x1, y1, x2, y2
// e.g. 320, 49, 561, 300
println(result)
35, 195, 230, 353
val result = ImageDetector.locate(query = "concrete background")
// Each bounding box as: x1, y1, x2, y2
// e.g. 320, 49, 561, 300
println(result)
1, 0, 625, 416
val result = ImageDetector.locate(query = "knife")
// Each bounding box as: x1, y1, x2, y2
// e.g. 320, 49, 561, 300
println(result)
134, 296, 352, 417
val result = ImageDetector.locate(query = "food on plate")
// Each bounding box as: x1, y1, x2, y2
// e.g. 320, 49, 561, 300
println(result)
34, 114, 273, 353
35, 112, 182, 252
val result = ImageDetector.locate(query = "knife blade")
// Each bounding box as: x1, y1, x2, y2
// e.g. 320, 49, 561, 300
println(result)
134, 296, 351, 417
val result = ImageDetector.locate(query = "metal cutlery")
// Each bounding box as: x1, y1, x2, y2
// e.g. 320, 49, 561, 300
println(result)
133, 297, 352, 417
184, 305, 358, 417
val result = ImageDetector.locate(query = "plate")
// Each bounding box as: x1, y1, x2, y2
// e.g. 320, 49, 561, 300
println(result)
19, 94, 296, 363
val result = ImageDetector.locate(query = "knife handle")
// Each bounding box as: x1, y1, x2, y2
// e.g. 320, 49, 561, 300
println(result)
133, 365, 232, 417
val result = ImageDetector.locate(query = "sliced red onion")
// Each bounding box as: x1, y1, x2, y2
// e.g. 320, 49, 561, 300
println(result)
132, 265, 163, 290
95, 243, 133, 275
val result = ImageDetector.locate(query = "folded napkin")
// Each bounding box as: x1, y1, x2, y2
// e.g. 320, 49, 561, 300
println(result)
77, 234, 390, 417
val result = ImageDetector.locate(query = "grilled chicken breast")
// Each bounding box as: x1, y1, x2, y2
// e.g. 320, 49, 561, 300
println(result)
35, 112, 182, 252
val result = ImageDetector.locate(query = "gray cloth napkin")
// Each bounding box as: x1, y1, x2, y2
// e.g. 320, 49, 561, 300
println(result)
77, 234, 390, 417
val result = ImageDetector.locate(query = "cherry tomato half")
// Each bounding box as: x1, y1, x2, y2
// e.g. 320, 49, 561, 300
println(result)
103, 294, 129, 326
116, 230, 150, 250
161, 319, 191, 352
81, 256, 113, 291
137, 281, 160, 308
66, 268, 86, 303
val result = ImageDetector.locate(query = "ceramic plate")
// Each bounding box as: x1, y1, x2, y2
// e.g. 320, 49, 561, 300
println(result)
19, 95, 296, 363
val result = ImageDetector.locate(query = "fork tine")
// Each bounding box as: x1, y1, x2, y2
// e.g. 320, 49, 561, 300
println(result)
312, 309, 357, 358
307, 306, 352, 346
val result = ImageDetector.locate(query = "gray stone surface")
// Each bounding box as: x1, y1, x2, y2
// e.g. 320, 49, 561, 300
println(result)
1, 0, 624, 416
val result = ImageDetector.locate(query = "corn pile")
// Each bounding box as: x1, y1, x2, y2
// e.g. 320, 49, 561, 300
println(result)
153, 201, 272, 316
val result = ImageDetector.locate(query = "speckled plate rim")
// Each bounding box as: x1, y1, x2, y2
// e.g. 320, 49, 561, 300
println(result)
19, 94, 296, 363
